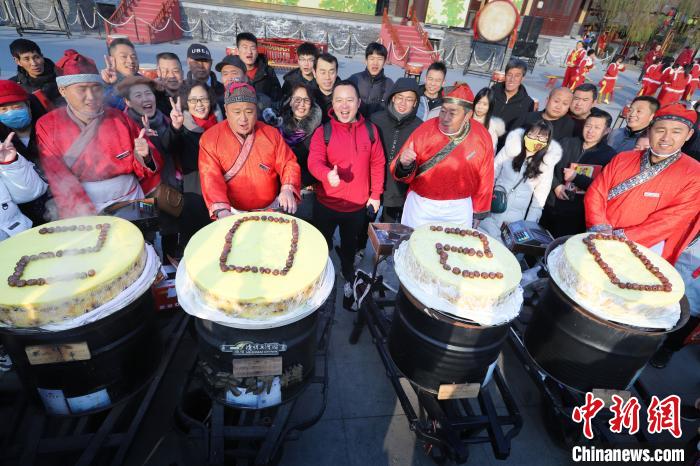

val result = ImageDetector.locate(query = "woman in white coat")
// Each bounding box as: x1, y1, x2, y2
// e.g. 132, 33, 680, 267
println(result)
0, 132, 47, 240
472, 87, 505, 152
480, 119, 562, 241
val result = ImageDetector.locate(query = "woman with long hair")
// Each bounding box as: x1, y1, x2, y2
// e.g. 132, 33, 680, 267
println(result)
479, 118, 562, 241
278, 83, 322, 220
472, 87, 505, 151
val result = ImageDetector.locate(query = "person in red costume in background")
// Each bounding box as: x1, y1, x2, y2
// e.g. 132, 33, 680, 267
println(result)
569, 49, 596, 91
563, 42, 586, 88
198, 82, 300, 220
36, 49, 160, 218
585, 103, 700, 265
598, 55, 625, 104
639, 44, 662, 83
390, 83, 494, 228
657, 63, 690, 107
684, 58, 700, 101
638, 56, 664, 97
674, 46, 695, 67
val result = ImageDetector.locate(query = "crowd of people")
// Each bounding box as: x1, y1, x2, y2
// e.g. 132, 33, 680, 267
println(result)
0, 34, 698, 368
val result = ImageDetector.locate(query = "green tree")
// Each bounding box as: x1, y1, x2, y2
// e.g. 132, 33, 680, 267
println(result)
440, 0, 466, 27
319, 0, 374, 14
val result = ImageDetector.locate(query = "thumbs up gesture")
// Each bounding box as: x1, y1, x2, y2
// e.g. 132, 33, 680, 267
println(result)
133, 128, 151, 167
399, 141, 417, 167
327, 165, 340, 187
101, 55, 118, 85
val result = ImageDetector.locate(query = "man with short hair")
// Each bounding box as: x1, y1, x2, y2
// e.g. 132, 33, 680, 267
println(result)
370, 78, 423, 223
308, 80, 385, 301
511, 87, 575, 143
390, 83, 494, 228
186, 43, 225, 105
607, 95, 659, 153
236, 32, 282, 104
154, 52, 184, 114
569, 83, 597, 139
491, 59, 535, 148
36, 50, 159, 218
313, 53, 341, 123
585, 103, 700, 264
418, 61, 446, 119
541, 108, 617, 237
9, 39, 62, 109
282, 42, 319, 100
199, 82, 300, 218
348, 42, 394, 117
215, 54, 274, 119
100, 38, 140, 110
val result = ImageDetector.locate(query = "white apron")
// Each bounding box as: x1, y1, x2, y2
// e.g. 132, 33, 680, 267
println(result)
83, 174, 144, 213
401, 191, 473, 229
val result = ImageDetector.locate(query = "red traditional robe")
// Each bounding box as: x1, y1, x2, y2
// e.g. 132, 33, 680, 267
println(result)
390, 118, 494, 218
642, 49, 661, 71
584, 149, 700, 264
563, 48, 586, 88
570, 56, 594, 91
599, 62, 624, 101
199, 120, 301, 218
639, 63, 663, 96
36, 107, 159, 218
657, 68, 689, 107
685, 63, 700, 101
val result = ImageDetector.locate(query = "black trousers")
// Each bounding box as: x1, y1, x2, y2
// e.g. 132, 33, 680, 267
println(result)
381, 206, 403, 223
312, 200, 365, 282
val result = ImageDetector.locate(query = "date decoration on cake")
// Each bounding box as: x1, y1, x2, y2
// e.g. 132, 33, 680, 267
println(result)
6, 223, 110, 287
219, 215, 299, 276
583, 234, 672, 292
430, 225, 503, 280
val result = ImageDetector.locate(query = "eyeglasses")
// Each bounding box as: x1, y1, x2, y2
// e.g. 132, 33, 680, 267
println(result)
526, 133, 549, 143
291, 97, 311, 105
298, 57, 314, 64
393, 96, 417, 105
187, 98, 210, 105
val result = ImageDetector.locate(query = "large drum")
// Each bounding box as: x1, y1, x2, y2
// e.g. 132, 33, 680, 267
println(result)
389, 287, 513, 393
524, 237, 690, 392
474, 0, 520, 43
0, 293, 161, 415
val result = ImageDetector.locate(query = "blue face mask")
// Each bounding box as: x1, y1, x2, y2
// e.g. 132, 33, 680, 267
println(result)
0, 107, 32, 130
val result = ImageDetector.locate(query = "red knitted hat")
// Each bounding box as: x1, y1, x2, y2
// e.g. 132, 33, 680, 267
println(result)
653, 103, 698, 128
55, 49, 101, 87
0, 80, 29, 105
443, 83, 475, 107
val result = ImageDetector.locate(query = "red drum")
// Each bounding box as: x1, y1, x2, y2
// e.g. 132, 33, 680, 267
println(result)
139, 64, 158, 80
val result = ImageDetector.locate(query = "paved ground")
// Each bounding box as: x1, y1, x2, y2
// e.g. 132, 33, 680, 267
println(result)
0, 27, 697, 466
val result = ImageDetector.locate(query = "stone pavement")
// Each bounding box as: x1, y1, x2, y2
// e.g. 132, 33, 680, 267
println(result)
0, 27, 697, 466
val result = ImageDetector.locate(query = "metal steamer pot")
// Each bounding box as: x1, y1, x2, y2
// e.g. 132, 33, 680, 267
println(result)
524, 236, 690, 393
0, 292, 161, 416
194, 310, 318, 409
389, 286, 515, 394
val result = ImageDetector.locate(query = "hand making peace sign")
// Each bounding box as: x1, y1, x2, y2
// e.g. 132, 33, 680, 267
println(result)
169, 97, 184, 130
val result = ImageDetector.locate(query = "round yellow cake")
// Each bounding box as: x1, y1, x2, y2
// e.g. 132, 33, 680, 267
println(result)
0, 216, 146, 327
554, 233, 684, 313
183, 212, 328, 318
399, 223, 522, 308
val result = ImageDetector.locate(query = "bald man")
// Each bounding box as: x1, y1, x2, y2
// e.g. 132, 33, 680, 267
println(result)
511, 87, 575, 143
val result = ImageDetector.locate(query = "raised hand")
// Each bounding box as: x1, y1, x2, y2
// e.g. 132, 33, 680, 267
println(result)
399, 141, 417, 167
0, 132, 17, 163
141, 115, 157, 137
133, 128, 151, 167
327, 165, 340, 187
169, 97, 184, 130
101, 55, 118, 85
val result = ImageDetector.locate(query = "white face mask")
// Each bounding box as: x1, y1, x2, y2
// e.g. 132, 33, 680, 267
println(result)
439, 118, 468, 137
649, 147, 680, 159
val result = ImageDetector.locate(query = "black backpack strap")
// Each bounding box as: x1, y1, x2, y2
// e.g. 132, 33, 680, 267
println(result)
323, 121, 332, 146
365, 119, 375, 144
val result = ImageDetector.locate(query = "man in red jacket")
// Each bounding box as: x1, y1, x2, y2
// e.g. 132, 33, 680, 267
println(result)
308, 80, 385, 299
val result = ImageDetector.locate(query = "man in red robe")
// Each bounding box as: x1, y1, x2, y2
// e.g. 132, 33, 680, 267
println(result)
675, 46, 695, 67
563, 42, 585, 88
639, 44, 661, 83
657, 64, 690, 107
36, 49, 159, 218
585, 103, 700, 264
684, 58, 700, 101
199, 82, 300, 219
390, 83, 494, 228
638, 57, 663, 96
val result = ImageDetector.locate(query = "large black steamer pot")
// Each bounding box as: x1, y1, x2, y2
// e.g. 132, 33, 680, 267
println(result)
194, 310, 318, 408
389, 286, 515, 394
523, 236, 690, 393
0, 292, 161, 416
